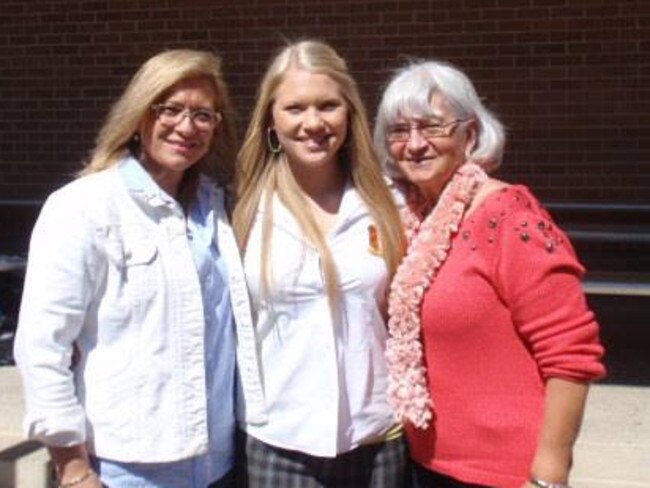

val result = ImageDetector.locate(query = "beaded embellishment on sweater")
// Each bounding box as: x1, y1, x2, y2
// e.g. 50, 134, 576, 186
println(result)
386, 162, 487, 429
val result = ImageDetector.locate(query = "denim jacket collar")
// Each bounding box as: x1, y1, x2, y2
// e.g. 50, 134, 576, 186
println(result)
118, 155, 181, 211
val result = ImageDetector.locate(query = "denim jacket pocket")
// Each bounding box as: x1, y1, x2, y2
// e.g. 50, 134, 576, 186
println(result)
100, 228, 161, 347
104, 226, 157, 268
123, 240, 157, 266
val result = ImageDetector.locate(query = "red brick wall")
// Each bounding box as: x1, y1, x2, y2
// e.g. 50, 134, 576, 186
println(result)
1, 0, 649, 203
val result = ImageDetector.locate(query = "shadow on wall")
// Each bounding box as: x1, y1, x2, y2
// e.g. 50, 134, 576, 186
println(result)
0, 263, 25, 367
0, 200, 39, 366
588, 294, 650, 387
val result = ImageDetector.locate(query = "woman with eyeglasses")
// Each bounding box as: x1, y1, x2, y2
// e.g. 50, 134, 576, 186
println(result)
232, 40, 408, 487
14, 49, 249, 488
373, 60, 606, 488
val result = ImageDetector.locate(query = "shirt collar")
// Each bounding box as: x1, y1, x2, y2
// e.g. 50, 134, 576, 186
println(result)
335, 179, 365, 225
266, 180, 368, 240
118, 155, 178, 210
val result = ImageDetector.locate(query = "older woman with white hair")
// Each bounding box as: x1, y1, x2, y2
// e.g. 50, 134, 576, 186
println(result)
374, 60, 606, 488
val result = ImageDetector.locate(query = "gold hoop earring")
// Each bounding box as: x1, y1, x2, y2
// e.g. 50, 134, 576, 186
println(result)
267, 128, 282, 155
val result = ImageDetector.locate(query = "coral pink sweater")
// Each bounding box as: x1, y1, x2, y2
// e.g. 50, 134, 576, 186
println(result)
407, 185, 606, 487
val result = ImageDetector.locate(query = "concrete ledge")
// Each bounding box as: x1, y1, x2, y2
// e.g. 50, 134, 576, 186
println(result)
572, 384, 650, 487
0, 368, 23, 435
573, 481, 650, 488
0, 367, 53, 488
0, 439, 53, 488
583, 272, 650, 297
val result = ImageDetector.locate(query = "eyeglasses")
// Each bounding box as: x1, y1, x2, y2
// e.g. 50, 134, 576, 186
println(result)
386, 119, 468, 143
151, 104, 222, 132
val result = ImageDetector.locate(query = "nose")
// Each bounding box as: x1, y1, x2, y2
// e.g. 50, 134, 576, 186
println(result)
405, 127, 428, 153
174, 112, 196, 134
304, 108, 324, 131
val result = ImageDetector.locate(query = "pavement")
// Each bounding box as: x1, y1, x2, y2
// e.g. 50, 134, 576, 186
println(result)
571, 384, 650, 487
0, 365, 649, 488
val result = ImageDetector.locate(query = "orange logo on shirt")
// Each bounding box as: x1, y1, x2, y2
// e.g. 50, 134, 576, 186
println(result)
368, 224, 382, 256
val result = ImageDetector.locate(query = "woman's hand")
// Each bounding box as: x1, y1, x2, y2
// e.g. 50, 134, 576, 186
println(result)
59, 471, 104, 488
48, 444, 103, 488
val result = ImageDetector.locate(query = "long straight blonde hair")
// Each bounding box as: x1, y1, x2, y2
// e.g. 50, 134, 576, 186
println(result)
81, 49, 238, 200
233, 40, 405, 310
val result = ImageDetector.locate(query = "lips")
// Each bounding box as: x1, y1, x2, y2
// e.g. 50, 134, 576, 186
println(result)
300, 135, 332, 151
166, 139, 200, 154
406, 157, 432, 166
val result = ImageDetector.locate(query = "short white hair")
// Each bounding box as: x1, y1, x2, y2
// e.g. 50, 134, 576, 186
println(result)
374, 60, 505, 177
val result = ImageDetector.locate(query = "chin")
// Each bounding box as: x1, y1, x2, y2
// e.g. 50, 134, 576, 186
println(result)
292, 153, 331, 168
171, 151, 205, 165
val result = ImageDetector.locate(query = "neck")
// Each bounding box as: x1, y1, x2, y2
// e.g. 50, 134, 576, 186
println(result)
153, 173, 182, 198
408, 183, 441, 217
417, 182, 444, 204
290, 160, 346, 214
140, 158, 182, 198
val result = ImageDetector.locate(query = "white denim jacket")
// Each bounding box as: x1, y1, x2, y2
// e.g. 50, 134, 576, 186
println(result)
14, 157, 263, 463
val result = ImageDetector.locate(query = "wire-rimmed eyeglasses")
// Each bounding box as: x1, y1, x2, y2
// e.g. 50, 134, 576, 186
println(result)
386, 118, 468, 143
151, 104, 222, 132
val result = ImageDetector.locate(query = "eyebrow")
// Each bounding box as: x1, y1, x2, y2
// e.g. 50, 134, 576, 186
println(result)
421, 111, 446, 121
392, 116, 446, 126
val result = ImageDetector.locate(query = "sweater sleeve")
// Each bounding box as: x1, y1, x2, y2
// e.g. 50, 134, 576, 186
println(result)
492, 188, 605, 383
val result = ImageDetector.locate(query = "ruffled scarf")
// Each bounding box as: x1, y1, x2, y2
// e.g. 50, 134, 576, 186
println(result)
386, 162, 488, 429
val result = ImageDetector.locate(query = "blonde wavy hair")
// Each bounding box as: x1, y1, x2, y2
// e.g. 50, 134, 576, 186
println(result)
81, 49, 237, 202
233, 40, 405, 310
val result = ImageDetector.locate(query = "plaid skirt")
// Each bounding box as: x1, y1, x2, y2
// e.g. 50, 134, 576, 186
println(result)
236, 430, 409, 488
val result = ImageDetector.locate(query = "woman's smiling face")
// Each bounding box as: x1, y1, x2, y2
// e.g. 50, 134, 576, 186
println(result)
270, 68, 348, 178
139, 76, 218, 194
388, 91, 476, 200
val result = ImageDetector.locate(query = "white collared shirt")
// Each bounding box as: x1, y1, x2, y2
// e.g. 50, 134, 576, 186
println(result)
240, 183, 395, 457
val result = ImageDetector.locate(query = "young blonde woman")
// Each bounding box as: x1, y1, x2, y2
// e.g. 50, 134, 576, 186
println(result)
15, 49, 247, 488
233, 40, 407, 487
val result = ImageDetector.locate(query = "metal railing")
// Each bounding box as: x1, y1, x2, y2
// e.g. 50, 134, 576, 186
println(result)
546, 202, 650, 297
0, 198, 43, 207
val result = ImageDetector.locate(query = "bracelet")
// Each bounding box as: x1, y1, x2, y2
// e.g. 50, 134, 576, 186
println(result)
58, 469, 96, 488
529, 477, 570, 488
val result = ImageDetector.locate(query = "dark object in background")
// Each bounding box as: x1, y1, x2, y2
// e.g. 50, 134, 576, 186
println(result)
0, 256, 26, 366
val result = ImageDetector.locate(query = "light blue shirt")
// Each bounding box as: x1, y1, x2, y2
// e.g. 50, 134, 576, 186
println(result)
94, 159, 236, 487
